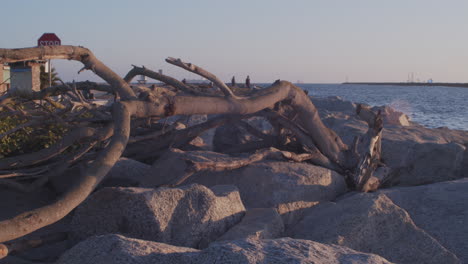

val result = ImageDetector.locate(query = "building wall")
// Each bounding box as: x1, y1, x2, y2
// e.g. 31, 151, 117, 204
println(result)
9, 61, 42, 94
1, 66, 11, 93
10, 69, 33, 94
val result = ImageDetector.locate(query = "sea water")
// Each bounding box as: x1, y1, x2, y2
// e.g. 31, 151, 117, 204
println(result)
295, 84, 468, 131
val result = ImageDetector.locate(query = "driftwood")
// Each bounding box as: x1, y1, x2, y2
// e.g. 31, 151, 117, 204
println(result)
0, 45, 386, 257
161, 147, 320, 187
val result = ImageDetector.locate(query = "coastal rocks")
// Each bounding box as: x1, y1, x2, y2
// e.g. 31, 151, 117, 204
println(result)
245, 116, 274, 134
310, 96, 357, 115
183, 160, 348, 226
197, 237, 393, 264
144, 149, 347, 227
56, 234, 393, 264
372, 105, 410, 126
212, 117, 273, 153
69, 184, 245, 248
310, 96, 468, 187
381, 125, 467, 169
289, 193, 460, 264
380, 178, 468, 263
56, 234, 197, 264
380, 125, 468, 186
100, 157, 152, 188
213, 123, 252, 152
50, 158, 152, 193
311, 96, 410, 127
387, 142, 466, 186
216, 208, 284, 241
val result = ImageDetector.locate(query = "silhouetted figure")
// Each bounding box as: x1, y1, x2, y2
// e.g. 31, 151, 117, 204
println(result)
231, 76, 236, 87
182, 78, 186, 84
245, 75, 251, 89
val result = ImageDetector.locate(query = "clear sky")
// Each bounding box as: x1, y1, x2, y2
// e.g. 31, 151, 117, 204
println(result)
2, 0, 468, 83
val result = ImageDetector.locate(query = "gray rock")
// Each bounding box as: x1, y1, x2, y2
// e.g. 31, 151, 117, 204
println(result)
388, 142, 466, 186
316, 105, 468, 187
380, 178, 468, 263
216, 208, 284, 241
56, 234, 393, 264
51, 158, 152, 193
321, 113, 368, 145
145, 150, 347, 228
311, 96, 357, 115
212, 117, 273, 153
100, 157, 152, 188
245, 116, 273, 134
70, 184, 245, 248
213, 123, 252, 152
183, 160, 348, 227
289, 193, 459, 264
381, 124, 468, 172
372, 105, 410, 126
311, 96, 409, 126
56, 234, 197, 264
196, 238, 393, 264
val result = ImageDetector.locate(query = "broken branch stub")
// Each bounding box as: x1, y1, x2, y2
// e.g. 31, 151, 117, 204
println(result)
352, 107, 385, 191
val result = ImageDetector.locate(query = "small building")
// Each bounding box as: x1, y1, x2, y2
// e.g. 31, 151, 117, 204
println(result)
137, 75, 147, 85
8, 61, 43, 93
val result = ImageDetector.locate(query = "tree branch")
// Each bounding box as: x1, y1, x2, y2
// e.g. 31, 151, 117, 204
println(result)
166, 57, 237, 98
124, 65, 196, 94
0, 46, 136, 100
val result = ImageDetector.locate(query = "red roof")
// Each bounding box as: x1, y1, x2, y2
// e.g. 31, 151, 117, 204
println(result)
37, 33, 61, 46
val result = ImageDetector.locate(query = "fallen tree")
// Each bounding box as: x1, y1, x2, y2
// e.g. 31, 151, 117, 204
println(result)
0, 45, 387, 254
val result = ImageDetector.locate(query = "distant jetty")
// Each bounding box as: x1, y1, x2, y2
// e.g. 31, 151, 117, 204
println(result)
343, 82, 468, 88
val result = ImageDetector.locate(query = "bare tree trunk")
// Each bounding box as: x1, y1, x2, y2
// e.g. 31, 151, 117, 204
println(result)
0, 46, 384, 250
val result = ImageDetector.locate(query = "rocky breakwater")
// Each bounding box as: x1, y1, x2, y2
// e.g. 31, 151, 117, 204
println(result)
1, 96, 467, 264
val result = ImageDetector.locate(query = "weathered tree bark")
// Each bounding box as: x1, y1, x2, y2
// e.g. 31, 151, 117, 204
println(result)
0, 45, 384, 254
352, 104, 388, 191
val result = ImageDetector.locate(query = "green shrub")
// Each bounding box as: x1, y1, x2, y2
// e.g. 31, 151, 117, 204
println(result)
0, 112, 68, 158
